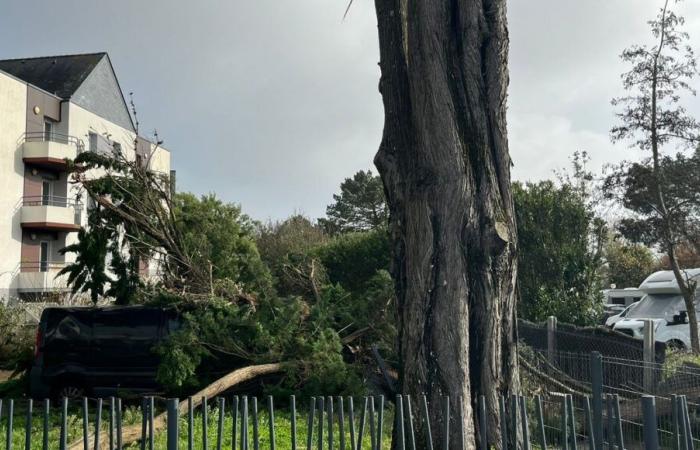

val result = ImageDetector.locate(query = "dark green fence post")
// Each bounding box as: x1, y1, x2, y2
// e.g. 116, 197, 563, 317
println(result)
203, 397, 209, 450
583, 397, 593, 450
60, 398, 68, 450
520, 396, 530, 450
242, 396, 249, 450
317, 397, 324, 450
590, 352, 603, 450
613, 395, 624, 450
567, 395, 577, 450
117, 398, 123, 450
290, 396, 296, 450
24, 399, 32, 450
478, 396, 486, 450
672, 395, 680, 450
188, 397, 194, 450
421, 396, 433, 450
43, 399, 50, 450
6, 399, 13, 450
405, 396, 416, 450
267, 396, 275, 450
535, 396, 547, 450
561, 396, 568, 450
337, 397, 344, 450
377, 396, 384, 450
82, 397, 89, 450
148, 397, 154, 450
499, 396, 508, 450
167, 398, 179, 450
109, 397, 115, 450
218, 397, 225, 450
396, 395, 405, 450
252, 397, 259, 450
641, 396, 658, 450
307, 397, 315, 450
347, 397, 356, 450
95, 397, 103, 450
232, 396, 239, 450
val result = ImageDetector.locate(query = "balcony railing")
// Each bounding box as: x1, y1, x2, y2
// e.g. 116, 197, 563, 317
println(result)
19, 261, 67, 273
20, 195, 83, 231
21, 132, 85, 152
22, 195, 82, 208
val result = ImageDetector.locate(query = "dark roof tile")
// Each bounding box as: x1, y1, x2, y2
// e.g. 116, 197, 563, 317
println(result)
0, 52, 106, 98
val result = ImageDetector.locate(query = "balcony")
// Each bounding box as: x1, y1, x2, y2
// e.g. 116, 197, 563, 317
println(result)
22, 132, 85, 170
17, 261, 70, 293
20, 196, 82, 232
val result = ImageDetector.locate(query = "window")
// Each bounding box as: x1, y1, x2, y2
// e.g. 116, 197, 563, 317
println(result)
44, 120, 53, 142
89, 132, 98, 153
41, 181, 51, 206
39, 241, 49, 272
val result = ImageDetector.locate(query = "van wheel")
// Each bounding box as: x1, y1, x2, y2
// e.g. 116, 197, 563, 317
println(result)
58, 386, 85, 399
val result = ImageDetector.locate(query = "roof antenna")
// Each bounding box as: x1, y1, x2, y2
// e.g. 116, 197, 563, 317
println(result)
129, 91, 139, 134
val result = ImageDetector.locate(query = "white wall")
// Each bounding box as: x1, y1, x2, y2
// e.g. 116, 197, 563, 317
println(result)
0, 72, 27, 302
149, 145, 171, 176
64, 103, 171, 268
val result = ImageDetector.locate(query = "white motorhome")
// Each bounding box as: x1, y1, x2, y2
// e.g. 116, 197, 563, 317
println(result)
613, 269, 700, 349
604, 287, 645, 308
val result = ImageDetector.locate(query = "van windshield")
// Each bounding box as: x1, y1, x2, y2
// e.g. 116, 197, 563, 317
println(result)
626, 294, 685, 319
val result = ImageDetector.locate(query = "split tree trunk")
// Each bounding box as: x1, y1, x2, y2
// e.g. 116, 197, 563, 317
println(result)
373, 1, 519, 448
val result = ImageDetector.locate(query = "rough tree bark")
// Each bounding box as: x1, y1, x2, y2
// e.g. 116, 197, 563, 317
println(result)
373, 0, 519, 448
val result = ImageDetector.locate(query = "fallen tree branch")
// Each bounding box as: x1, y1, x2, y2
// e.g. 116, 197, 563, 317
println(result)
69, 362, 292, 450
519, 354, 590, 398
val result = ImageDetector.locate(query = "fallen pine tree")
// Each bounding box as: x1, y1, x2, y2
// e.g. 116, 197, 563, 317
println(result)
68, 362, 293, 450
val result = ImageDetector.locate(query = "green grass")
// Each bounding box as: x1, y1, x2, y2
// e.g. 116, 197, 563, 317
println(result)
0, 402, 394, 450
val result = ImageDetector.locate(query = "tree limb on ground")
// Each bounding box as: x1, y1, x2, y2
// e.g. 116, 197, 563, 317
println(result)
69, 362, 291, 450
518, 354, 590, 398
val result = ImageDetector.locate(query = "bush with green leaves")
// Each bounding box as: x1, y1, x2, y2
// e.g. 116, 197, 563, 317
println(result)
0, 304, 35, 376
152, 290, 365, 396
514, 180, 605, 325
315, 229, 391, 293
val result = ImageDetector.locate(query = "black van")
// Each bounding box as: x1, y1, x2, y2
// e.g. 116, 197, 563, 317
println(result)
30, 306, 179, 399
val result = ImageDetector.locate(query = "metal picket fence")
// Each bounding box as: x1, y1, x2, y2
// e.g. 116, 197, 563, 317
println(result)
0, 388, 690, 450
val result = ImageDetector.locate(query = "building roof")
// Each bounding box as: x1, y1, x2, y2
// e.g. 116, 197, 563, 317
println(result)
0, 53, 106, 98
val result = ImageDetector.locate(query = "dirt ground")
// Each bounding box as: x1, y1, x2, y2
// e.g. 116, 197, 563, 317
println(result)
0, 370, 13, 382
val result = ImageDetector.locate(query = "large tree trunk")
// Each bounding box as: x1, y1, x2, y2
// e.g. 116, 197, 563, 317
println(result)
373, 1, 519, 449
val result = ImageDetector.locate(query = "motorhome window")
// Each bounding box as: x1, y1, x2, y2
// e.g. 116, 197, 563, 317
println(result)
626, 294, 685, 319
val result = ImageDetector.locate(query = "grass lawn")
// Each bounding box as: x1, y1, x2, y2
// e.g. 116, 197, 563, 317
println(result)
0, 400, 395, 450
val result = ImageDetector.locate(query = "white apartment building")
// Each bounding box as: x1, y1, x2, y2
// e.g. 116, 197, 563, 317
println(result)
0, 53, 171, 303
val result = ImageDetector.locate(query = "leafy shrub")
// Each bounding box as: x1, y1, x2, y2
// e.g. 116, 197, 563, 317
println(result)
315, 230, 391, 293
153, 291, 365, 396
0, 304, 35, 375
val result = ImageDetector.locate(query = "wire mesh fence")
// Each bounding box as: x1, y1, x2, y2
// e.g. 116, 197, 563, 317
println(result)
521, 346, 700, 449
518, 319, 666, 363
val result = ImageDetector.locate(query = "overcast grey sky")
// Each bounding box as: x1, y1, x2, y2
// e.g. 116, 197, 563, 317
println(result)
2, 0, 699, 220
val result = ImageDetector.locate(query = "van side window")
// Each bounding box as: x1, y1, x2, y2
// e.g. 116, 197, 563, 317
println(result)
92, 310, 159, 340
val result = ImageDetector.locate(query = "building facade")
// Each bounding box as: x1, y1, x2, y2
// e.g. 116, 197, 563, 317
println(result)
0, 53, 171, 303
